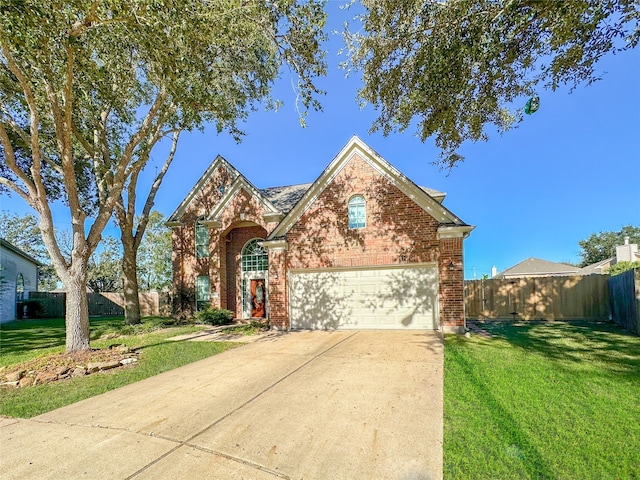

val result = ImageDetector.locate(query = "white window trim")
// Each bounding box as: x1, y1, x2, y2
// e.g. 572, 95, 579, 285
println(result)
348, 195, 366, 229
195, 223, 209, 258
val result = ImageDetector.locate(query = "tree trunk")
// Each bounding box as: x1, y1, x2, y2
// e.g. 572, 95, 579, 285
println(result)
122, 241, 141, 325
65, 275, 91, 352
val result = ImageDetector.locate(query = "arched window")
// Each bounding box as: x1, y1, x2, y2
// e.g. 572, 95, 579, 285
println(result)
348, 195, 366, 229
242, 239, 268, 272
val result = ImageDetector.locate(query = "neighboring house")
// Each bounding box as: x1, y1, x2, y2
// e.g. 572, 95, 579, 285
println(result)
496, 237, 640, 279
580, 236, 640, 274
168, 136, 474, 332
494, 258, 582, 279
579, 257, 613, 276
0, 238, 41, 323
615, 236, 640, 264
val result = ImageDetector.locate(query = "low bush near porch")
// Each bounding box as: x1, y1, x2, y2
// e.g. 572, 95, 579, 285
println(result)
194, 307, 234, 326
444, 321, 640, 479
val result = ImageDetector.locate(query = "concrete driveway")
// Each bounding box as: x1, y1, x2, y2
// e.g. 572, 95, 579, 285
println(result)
0, 330, 443, 480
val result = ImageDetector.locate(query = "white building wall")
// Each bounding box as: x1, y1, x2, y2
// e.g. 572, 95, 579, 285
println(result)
615, 241, 638, 263
0, 246, 39, 323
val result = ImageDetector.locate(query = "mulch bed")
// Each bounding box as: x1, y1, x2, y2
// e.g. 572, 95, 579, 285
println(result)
0, 346, 139, 388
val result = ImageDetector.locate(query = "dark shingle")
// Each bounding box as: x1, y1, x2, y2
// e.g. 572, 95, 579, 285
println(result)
260, 183, 312, 213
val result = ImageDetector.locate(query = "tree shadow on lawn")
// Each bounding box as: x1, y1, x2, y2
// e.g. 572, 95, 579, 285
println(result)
0, 317, 132, 357
480, 320, 640, 378
448, 343, 557, 479
0, 319, 67, 357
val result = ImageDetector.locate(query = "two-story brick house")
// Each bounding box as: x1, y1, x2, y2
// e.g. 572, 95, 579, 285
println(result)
168, 136, 473, 332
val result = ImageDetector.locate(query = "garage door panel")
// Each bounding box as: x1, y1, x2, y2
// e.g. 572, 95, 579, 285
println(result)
290, 266, 438, 330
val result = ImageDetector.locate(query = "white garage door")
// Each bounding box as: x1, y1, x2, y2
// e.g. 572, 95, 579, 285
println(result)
289, 265, 438, 330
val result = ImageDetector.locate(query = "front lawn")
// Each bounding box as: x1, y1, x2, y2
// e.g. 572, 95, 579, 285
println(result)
444, 321, 640, 479
0, 317, 237, 418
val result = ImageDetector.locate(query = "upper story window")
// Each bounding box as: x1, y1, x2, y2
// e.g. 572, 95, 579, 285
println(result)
348, 195, 366, 229
242, 238, 268, 272
195, 223, 209, 258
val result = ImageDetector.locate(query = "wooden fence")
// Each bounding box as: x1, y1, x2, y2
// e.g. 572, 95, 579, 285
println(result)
28, 291, 171, 318
609, 268, 640, 335
464, 275, 611, 321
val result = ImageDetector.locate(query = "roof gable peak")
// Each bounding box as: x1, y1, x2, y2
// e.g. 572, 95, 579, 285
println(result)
267, 135, 471, 240
168, 155, 243, 222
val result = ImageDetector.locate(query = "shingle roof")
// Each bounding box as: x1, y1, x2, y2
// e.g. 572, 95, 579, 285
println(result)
579, 257, 614, 275
260, 183, 312, 213
496, 257, 582, 278
259, 183, 446, 214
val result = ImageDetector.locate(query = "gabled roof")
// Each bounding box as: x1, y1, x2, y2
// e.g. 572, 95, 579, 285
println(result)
167, 155, 244, 222
578, 257, 614, 275
0, 238, 43, 266
258, 182, 445, 214
496, 257, 581, 278
267, 135, 472, 240
205, 173, 281, 224
168, 155, 284, 224
168, 136, 469, 236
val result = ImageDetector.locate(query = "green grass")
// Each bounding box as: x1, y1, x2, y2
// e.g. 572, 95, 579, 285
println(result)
444, 321, 640, 480
0, 317, 237, 418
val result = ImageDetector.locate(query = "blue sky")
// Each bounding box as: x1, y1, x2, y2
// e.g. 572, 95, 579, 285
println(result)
2, 2, 639, 278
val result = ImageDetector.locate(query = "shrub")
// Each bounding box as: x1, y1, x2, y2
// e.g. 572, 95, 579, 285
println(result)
610, 261, 640, 276
194, 307, 233, 326
172, 284, 195, 321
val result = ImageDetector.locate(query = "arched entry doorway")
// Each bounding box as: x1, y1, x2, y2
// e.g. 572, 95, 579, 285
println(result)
241, 238, 268, 318
221, 224, 268, 318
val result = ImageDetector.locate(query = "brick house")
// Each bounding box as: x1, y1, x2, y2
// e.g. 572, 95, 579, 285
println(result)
168, 136, 473, 332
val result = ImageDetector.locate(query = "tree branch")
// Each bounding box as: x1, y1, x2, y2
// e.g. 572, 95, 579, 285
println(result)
0, 40, 48, 187
86, 90, 167, 251
0, 121, 37, 201
0, 177, 31, 205
71, 119, 95, 158
122, 92, 168, 178
135, 130, 180, 248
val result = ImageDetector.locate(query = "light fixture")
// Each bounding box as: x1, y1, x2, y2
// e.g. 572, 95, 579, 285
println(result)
448, 261, 455, 271
273, 272, 279, 280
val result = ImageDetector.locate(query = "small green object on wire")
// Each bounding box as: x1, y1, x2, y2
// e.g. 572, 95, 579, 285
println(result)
524, 96, 540, 114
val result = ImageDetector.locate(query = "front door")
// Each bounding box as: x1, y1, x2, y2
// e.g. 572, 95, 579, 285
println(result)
250, 279, 266, 318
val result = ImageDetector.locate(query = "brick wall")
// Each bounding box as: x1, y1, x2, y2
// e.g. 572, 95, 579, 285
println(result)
173, 167, 276, 317
172, 165, 234, 316
438, 237, 464, 330
286, 154, 440, 269
267, 248, 288, 329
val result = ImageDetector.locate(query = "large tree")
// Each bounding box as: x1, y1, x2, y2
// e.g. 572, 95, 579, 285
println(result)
578, 225, 640, 266
0, 1, 326, 352
346, 0, 639, 167
114, 132, 177, 325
